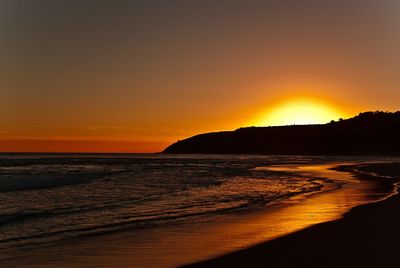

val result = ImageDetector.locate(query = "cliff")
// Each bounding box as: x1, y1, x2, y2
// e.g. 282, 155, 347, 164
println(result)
163, 111, 400, 155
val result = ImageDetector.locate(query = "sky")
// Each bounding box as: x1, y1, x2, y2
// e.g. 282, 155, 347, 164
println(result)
1, 0, 400, 152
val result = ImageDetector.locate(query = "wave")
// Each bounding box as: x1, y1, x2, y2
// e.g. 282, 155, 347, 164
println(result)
0, 154, 339, 258
0, 179, 326, 252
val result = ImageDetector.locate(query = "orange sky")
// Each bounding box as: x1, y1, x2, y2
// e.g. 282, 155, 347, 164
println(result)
1, 1, 400, 152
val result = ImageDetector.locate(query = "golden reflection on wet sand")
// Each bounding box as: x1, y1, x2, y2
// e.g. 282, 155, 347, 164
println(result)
3, 164, 389, 268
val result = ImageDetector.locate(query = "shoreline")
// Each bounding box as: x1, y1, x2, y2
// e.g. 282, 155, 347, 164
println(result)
184, 162, 400, 268
1, 160, 395, 267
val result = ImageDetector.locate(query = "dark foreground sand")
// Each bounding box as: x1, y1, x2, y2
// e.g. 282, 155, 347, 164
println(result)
185, 163, 400, 268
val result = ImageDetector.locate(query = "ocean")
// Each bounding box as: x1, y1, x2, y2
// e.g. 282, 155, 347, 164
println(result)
0, 153, 393, 266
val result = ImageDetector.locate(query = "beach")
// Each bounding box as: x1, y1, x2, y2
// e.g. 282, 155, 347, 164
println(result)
186, 163, 400, 268
1, 155, 399, 267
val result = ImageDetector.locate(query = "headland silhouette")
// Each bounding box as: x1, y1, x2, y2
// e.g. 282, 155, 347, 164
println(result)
164, 111, 400, 155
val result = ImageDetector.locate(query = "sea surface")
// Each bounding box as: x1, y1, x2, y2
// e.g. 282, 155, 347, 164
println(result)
0, 153, 392, 264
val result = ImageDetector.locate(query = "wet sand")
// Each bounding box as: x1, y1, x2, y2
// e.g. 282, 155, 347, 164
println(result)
1, 162, 395, 267
185, 163, 400, 268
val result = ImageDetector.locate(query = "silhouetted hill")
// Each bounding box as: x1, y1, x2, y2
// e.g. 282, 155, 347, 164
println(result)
163, 111, 400, 155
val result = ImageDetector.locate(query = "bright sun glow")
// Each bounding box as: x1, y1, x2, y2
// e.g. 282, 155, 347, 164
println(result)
255, 99, 345, 126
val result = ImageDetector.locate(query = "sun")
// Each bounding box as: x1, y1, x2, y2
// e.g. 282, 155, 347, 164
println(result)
254, 98, 346, 126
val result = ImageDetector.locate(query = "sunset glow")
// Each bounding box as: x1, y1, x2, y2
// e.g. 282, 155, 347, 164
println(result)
255, 99, 346, 126
2, 2, 400, 268
1, 1, 399, 152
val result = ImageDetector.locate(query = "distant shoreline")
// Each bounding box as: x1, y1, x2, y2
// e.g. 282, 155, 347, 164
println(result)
184, 162, 400, 268
164, 112, 400, 155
